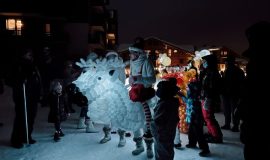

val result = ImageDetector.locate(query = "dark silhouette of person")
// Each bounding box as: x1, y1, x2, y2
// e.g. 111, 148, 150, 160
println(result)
238, 21, 270, 160
200, 54, 223, 143
63, 60, 79, 113
151, 78, 180, 160
38, 46, 54, 107
0, 78, 4, 127
10, 46, 42, 148
185, 60, 210, 157
0, 77, 3, 95
221, 55, 245, 132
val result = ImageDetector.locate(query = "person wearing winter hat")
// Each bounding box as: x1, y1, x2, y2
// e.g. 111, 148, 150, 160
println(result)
106, 51, 126, 83
128, 37, 156, 158
151, 78, 180, 160
242, 21, 270, 58
200, 54, 223, 144
185, 63, 210, 157
221, 55, 245, 132
238, 21, 270, 160
86, 52, 98, 62
10, 47, 42, 148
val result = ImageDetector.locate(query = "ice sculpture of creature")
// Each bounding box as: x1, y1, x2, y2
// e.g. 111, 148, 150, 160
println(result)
74, 57, 156, 132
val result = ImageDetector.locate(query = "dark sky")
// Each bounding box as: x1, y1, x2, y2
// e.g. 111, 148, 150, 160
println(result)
108, 0, 270, 54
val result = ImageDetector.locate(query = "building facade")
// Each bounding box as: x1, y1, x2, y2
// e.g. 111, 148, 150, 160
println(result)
200, 46, 247, 72
119, 37, 194, 67
0, 0, 118, 60
89, 0, 118, 56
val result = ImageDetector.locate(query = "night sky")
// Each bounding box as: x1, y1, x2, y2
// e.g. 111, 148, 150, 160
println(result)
108, 0, 270, 54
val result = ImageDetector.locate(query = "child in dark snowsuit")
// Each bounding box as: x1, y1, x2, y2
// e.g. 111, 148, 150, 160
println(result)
48, 80, 67, 142
151, 78, 180, 160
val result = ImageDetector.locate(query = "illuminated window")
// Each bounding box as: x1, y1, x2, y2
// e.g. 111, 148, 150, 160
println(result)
220, 64, 225, 71
168, 49, 172, 54
16, 20, 23, 30
173, 50, 178, 53
6, 19, 23, 35
6, 19, 16, 30
45, 23, 51, 35
107, 33, 115, 39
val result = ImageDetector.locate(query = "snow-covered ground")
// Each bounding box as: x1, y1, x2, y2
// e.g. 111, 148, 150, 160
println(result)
0, 85, 244, 160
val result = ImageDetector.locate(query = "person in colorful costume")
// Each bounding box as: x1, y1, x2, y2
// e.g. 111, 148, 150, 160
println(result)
185, 60, 210, 157
128, 37, 156, 158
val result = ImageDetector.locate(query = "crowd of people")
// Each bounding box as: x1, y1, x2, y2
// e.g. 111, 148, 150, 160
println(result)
0, 21, 269, 160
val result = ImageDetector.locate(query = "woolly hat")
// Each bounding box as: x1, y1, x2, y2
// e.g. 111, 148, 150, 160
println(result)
106, 51, 118, 59
156, 78, 179, 99
243, 21, 270, 57
87, 52, 98, 61
128, 37, 145, 55
199, 49, 211, 59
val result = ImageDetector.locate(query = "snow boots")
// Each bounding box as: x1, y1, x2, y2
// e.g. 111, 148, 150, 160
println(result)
85, 119, 99, 133
117, 129, 126, 147
145, 138, 154, 159
174, 128, 182, 149
100, 127, 111, 143
77, 117, 86, 129
132, 136, 154, 158
54, 130, 64, 142
132, 137, 145, 155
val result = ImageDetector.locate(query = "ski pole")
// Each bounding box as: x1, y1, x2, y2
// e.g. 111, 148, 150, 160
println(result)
23, 82, 29, 145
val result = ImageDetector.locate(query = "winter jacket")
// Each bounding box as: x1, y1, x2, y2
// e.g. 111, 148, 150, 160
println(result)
223, 65, 245, 97
48, 93, 68, 123
11, 61, 42, 105
200, 69, 221, 111
152, 97, 179, 142
130, 53, 156, 88
186, 80, 202, 123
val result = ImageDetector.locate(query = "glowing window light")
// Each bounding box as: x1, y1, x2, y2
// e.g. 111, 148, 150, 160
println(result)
16, 20, 23, 30
220, 64, 225, 71
45, 23, 51, 33
107, 33, 115, 39
6, 19, 16, 30
6, 19, 23, 35
168, 49, 172, 54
